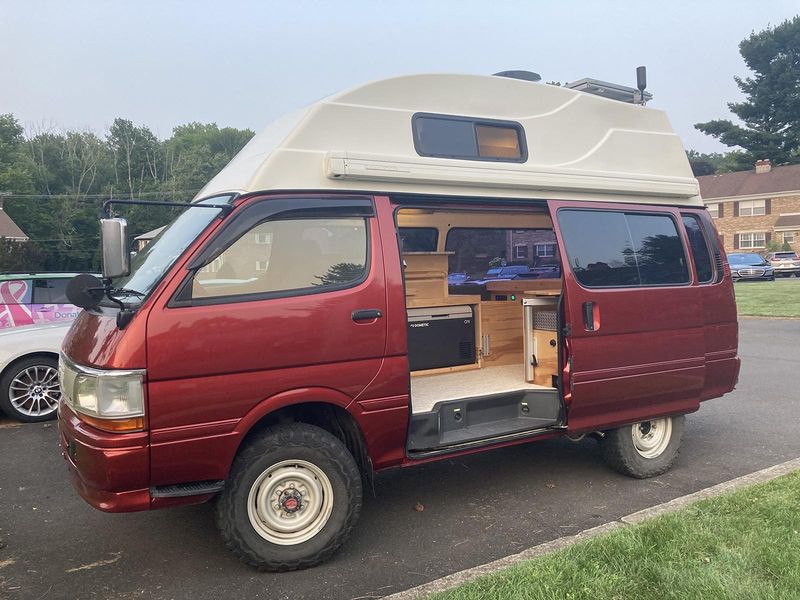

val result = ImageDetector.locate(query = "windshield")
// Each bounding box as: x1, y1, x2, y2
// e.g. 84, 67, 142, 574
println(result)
110, 195, 233, 303
729, 253, 768, 266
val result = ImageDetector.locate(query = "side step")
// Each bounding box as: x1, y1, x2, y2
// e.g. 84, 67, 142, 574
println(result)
407, 389, 562, 452
151, 480, 225, 498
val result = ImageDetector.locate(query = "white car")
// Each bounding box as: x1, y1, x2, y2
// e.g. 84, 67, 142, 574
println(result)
0, 321, 71, 422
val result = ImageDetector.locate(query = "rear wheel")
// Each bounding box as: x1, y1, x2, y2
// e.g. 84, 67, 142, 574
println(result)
216, 423, 362, 571
0, 356, 60, 422
600, 415, 684, 478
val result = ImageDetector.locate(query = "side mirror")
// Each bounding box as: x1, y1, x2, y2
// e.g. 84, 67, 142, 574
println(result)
100, 218, 131, 279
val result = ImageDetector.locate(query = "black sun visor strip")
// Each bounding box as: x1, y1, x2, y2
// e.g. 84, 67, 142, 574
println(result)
186, 196, 375, 270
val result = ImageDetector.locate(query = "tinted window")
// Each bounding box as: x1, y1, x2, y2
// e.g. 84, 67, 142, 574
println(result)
32, 279, 70, 303
413, 114, 525, 162
557, 210, 689, 288
399, 228, 438, 252
191, 217, 368, 300
681, 215, 714, 283
445, 228, 558, 280
414, 117, 477, 158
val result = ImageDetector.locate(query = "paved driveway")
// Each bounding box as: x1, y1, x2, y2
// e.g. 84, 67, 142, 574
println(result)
1, 318, 798, 600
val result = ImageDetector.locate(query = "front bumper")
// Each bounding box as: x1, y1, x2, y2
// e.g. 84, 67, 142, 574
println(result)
58, 404, 151, 512
732, 271, 774, 281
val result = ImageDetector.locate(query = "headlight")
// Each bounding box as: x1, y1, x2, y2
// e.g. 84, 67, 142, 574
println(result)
60, 354, 145, 432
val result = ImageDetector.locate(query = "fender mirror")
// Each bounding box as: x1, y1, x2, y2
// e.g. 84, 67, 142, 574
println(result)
65, 273, 105, 310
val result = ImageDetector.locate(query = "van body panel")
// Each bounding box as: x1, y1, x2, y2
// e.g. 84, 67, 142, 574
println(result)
550, 199, 714, 432
63, 308, 148, 370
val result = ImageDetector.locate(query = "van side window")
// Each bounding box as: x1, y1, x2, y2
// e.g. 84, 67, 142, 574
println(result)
190, 218, 368, 301
444, 228, 559, 279
557, 210, 689, 288
412, 114, 527, 162
681, 215, 714, 283
399, 227, 438, 252
32, 279, 70, 303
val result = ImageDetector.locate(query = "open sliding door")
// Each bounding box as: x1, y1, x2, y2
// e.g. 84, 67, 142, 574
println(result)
549, 200, 706, 432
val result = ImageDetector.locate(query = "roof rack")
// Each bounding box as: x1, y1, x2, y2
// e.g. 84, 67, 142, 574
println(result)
565, 77, 652, 104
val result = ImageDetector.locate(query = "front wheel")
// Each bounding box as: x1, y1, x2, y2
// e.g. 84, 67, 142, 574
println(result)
599, 415, 685, 478
216, 423, 362, 571
0, 356, 61, 422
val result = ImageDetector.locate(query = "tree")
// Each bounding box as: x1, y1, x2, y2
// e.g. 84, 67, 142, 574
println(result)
695, 16, 800, 167
0, 114, 34, 194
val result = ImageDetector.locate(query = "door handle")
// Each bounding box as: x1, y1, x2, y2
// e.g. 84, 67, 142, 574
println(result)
352, 309, 383, 322
582, 301, 598, 331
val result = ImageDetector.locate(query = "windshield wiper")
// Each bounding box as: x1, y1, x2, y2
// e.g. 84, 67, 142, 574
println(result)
110, 287, 145, 297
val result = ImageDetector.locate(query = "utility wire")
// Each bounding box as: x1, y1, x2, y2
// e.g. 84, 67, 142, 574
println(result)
0, 191, 200, 200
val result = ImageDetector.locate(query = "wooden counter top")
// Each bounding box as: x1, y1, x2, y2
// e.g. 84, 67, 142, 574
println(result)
485, 279, 562, 293
406, 295, 482, 308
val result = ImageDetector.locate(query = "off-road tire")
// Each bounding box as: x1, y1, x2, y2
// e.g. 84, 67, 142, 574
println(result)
0, 355, 60, 423
216, 423, 362, 571
600, 415, 685, 479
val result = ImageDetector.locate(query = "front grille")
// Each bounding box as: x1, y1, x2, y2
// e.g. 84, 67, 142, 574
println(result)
738, 268, 765, 276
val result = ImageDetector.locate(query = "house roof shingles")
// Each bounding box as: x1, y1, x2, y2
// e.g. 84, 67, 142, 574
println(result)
774, 214, 800, 229
697, 163, 800, 200
0, 209, 28, 240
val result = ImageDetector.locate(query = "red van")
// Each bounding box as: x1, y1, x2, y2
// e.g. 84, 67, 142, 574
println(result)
58, 73, 739, 571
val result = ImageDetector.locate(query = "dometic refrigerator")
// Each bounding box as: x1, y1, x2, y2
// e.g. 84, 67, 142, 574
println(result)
406, 305, 476, 371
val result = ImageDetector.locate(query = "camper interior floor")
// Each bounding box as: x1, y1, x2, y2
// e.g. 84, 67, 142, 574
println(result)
410, 364, 550, 414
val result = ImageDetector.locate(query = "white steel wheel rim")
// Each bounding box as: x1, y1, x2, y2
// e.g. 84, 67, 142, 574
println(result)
631, 418, 672, 459
9, 365, 60, 417
247, 459, 334, 546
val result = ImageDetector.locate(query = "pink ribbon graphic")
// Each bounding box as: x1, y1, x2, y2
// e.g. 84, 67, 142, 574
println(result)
0, 280, 34, 328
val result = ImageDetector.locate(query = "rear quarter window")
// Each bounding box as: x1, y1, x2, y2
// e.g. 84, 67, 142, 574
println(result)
681, 215, 714, 283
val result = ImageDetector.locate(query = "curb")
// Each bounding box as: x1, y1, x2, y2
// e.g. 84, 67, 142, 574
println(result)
382, 457, 800, 600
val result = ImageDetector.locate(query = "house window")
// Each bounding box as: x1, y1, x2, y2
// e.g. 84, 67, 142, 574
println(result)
535, 243, 556, 257
738, 200, 766, 217
254, 232, 271, 245
784, 231, 796, 244
706, 203, 720, 219
514, 244, 529, 259
255, 260, 269, 271
739, 232, 766, 249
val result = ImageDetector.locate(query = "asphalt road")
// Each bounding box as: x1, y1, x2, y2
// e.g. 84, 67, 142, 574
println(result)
1, 318, 798, 600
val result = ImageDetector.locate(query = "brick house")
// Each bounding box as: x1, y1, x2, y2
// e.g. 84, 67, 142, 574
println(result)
505, 229, 559, 265
697, 160, 800, 254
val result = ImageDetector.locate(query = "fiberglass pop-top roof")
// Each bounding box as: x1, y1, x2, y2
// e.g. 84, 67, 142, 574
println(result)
197, 73, 700, 206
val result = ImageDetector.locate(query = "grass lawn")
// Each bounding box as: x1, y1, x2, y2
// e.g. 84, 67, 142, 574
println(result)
734, 277, 800, 318
430, 471, 800, 600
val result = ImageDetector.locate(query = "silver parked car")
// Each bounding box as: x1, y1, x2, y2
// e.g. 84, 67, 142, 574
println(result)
0, 321, 71, 422
764, 251, 800, 277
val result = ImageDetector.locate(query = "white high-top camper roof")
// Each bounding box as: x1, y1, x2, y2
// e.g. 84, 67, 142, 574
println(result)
197, 73, 701, 206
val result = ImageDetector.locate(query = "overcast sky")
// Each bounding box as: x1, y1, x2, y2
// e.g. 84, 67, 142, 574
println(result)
2, 1, 798, 154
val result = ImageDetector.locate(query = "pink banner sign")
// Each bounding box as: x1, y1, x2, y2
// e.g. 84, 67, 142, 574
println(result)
0, 280, 82, 329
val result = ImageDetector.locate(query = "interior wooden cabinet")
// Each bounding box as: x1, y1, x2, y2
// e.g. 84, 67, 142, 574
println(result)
397, 206, 564, 411
477, 301, 524, 366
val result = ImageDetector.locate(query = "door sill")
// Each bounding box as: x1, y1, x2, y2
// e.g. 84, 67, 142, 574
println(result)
407, 423, 565, 459
406, 388, 563, 454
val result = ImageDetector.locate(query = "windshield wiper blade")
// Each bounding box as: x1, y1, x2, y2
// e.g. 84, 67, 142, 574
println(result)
110, 287, 145, 297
